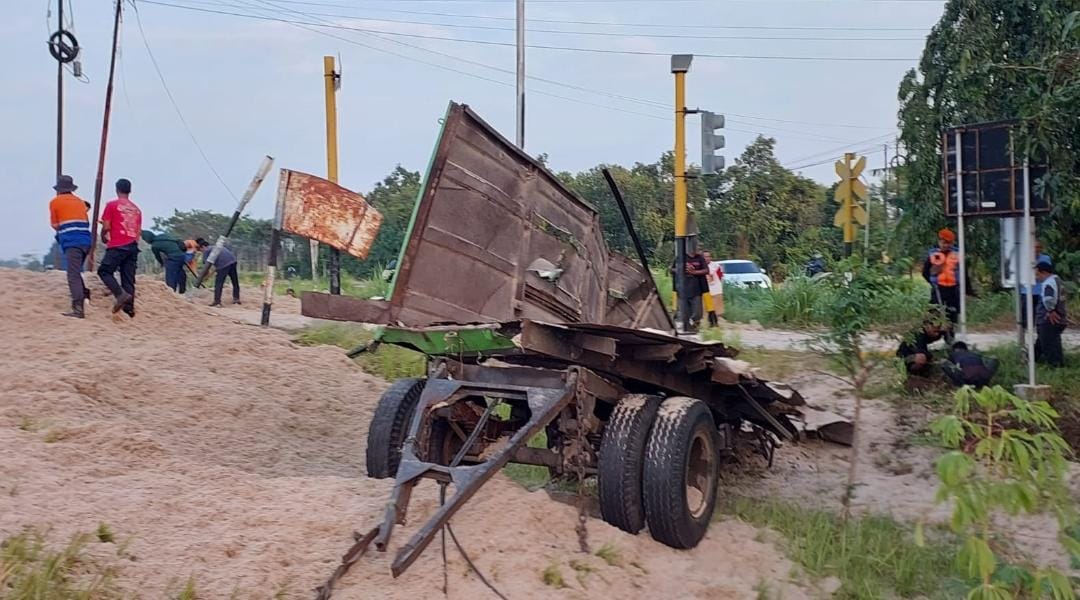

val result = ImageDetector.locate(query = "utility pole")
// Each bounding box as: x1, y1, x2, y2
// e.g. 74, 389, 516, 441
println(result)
671, 54, 692, 333
515, 0, 525, 148
56, 0, 63, 178
88, 0, 123, 266
324, 55, 342, 294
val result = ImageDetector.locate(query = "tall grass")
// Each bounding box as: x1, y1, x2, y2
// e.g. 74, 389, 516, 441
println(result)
239, 265, 392, 300
726, 499, 965, 600
0, 530, 119, 598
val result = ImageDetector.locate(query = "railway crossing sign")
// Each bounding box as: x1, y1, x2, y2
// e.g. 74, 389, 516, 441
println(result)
834, 153, 869, 255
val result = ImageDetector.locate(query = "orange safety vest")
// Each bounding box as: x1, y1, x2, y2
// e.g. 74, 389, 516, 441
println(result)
928, 249, 960, 287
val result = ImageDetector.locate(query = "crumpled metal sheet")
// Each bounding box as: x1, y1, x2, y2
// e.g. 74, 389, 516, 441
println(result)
278, 169, 383, 259
301, 102, 672, 332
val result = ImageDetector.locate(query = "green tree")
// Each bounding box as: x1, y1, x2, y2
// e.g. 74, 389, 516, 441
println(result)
897, 1, 1080, 279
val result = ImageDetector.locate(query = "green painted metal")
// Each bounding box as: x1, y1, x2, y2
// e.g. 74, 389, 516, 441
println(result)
373, 325, 518, 356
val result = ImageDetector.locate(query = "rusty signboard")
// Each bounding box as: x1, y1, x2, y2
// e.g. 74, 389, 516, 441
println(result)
276, 169, 383, 259
302, 102, 673, 332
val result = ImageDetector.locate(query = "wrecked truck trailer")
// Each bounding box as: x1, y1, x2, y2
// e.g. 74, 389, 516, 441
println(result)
304, 102, 815, 596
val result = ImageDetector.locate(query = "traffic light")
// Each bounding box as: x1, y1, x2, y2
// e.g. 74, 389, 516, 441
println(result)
701, 110, 725, 175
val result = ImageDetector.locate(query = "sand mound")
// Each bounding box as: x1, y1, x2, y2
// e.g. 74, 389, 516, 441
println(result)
0, 268, 813, 599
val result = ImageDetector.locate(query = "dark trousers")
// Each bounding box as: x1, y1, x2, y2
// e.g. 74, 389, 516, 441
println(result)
1036, 324, 1065, 367
98, 243, 139, 310
214, 263, 240, 304
942, 359, 998, 388
164, 257, 186, 293
63, 246, 90, 306
931, 285, 960, 325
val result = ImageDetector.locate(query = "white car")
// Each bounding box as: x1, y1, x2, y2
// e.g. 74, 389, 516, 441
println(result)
718, 260, 772, 289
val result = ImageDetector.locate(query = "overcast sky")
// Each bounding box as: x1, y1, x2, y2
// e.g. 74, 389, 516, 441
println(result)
3, 0, 945, 259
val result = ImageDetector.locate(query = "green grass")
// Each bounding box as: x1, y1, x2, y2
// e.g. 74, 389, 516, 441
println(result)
239, 270, 392, 300
293, 323, 426, 381
965, 292, 1016, 329
0, 530, 120, 598
725, 499, 966, 600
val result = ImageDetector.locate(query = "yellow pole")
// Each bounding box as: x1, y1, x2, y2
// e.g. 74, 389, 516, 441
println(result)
671, 54, 692, 331
843, 152, 854, 256
323, 55, 341, 293
323, 56, 339, 184
674, 72, 688, 238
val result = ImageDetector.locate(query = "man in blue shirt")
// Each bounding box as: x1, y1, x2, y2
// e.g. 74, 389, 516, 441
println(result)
199, 240, 241, 307
1034, 261, 1067, 368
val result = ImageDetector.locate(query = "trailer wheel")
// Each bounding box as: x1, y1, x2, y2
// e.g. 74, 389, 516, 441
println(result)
597, 394, 662, 533
365, 378, 426, 479
643, 397, 720, 549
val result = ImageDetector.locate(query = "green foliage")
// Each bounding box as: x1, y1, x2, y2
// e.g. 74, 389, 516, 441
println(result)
0, 530, 119, 598
929, 386, 1077, 599
813, 260, 929, 375
897, 1, 1080, 282
292, 324, 426, 381
728, 499, 962, 599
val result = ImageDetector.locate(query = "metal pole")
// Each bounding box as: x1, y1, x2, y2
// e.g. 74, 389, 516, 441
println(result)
843, 153, 854, 257
674, 67, 690, 332
955, 131, 967, 338
194, 156, 275, 288
1014, 217, 1023, 347
515, 0, 525, 149
263, 170, 288, 327
601, 167, 676, 331
87, 0, 123, 267
324, 56, 342, 295
55, 0, 64, 179
1022, 162, 1036, 386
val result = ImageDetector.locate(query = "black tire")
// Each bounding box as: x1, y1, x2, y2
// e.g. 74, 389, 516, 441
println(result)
365, 378, 426, 479
597, 394, 662, 534
643, 397, 720, 549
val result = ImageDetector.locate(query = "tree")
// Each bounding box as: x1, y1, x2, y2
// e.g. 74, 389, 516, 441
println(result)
897, 2, 1080, 279
700, 137, 831, 274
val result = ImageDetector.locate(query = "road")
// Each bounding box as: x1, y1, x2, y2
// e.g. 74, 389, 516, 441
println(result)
722, 324, 1080, 352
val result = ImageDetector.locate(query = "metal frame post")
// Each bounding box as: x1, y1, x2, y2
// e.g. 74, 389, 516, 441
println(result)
955, 131, 967, 338
1022, 162, 1036, 386
324, 55, 342, 295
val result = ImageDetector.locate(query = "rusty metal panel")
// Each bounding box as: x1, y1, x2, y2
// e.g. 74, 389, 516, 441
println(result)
279, 169, 383, 259
302, 103, 672, 332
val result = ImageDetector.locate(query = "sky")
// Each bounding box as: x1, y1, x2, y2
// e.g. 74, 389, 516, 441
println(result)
2, 0, 946, 260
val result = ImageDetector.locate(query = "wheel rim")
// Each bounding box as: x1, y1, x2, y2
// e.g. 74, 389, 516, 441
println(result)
685, 427, 716, 519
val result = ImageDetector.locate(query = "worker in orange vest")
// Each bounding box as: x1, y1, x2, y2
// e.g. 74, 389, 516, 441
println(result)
922, 228, 965, 332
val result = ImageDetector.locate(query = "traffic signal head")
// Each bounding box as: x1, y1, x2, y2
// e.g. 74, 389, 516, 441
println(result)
701, 110, 725, 175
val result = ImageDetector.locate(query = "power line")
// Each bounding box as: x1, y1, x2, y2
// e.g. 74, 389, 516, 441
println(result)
140, 1, 919, 61
132, 1, 238, 199
177, 0, 926, 40
229, 0, 934, 30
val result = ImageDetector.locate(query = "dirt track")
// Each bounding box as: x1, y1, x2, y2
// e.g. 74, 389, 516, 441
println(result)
0, 268, 825, 599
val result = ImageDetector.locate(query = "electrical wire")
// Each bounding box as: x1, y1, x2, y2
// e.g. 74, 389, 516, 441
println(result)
132, 1, 238, 199
174, 0, 926, 40
139, 1, 919, 61
223, 0, 933, 31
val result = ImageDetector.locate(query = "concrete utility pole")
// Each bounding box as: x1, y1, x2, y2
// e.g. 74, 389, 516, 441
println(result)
671, 54, 692, 333
324, 55, 342, 295
516, 0, 525, 149
88, 0, 123, 266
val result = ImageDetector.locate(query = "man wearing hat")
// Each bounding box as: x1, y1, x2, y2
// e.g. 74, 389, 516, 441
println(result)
922, 228, 964, 332
48, 175, 92, 318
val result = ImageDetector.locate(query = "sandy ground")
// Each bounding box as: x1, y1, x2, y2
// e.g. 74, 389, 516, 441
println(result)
0, 268, 824, 599
721, 321, 1080, 352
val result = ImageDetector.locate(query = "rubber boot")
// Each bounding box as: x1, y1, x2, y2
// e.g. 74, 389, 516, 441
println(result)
63, 301, 85, 319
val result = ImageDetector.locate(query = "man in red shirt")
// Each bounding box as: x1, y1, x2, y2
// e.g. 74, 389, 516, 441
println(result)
97, 178, 142, 317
